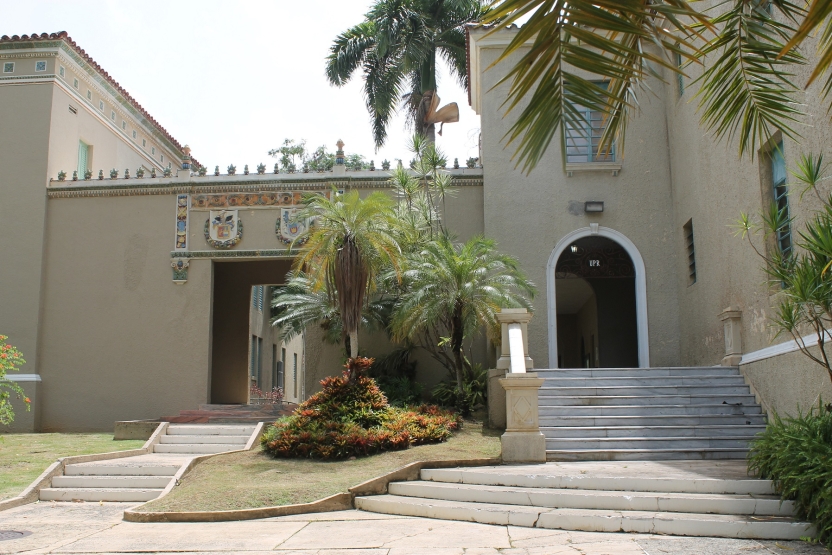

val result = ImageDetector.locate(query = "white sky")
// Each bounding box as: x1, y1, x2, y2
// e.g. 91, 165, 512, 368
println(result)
0, 0, 482, 168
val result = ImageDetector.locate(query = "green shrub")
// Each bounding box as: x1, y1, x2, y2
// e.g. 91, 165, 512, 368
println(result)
748, 401, 832, 545
376, 376, 423, 406
261, 359, 460, 460
0, 334, 30, 425
432, 363, 487, 415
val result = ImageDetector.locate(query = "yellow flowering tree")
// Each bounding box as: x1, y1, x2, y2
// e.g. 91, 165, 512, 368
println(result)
0, 335, 30, 425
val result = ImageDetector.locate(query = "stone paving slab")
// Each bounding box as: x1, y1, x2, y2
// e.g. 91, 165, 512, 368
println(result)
0, 503, 828, 554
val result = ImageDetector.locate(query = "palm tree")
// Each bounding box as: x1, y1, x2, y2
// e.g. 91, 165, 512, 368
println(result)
271, 271, 392, 356
390, 234, 535, 397
325, 0, 486, 148
480, 0, 809, 173
293, 191, 401, 367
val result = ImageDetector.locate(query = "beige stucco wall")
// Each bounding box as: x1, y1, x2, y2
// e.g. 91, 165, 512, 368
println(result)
0, 80, 54, 432
741, 351, 832, 417
477, 43, 682, 369
39, 194, 213, 431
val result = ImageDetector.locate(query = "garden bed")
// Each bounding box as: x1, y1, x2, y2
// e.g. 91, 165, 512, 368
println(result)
135, 421, 500, 513
0, 433, 145, 501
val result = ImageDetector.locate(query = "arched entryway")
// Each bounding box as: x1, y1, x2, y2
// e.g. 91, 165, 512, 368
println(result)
547, 227, 649, 368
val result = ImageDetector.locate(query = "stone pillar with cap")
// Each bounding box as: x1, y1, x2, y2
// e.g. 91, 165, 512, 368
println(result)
177, 144, 192, 179
488, 308, 533, 429
720, 307, 743, 366
333, 139, 346, 176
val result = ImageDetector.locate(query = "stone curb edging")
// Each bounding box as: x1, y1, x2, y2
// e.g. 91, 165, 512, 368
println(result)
0, 422, 169, 512
123, 455, 501, 523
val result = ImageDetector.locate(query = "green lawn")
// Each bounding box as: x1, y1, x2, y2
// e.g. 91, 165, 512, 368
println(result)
138, 421, 501, 513
0, 433, 146, 501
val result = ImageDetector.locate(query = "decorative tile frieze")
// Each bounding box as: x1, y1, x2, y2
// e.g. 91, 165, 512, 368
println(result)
174, 194, 189, 251
171, 258, 189, 284
170, 249, 292, 259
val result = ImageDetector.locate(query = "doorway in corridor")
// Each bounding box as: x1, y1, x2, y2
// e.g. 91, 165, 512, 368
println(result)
210, 259, 302, 404
554, 236, 638, 368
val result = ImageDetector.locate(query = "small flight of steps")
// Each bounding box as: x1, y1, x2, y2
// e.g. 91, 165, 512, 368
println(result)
355, 464, 815, 539
161, 403, 294, 424
538, 366, 765, 461
39, 424, 256, 502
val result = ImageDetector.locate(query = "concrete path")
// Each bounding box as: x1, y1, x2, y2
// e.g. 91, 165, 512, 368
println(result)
0, 502, 827, 554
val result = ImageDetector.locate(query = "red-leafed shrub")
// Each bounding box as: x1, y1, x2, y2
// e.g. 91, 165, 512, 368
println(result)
261, 357, 461, 460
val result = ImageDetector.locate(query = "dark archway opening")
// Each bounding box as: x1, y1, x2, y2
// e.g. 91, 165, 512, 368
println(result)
555, 236, 638, 368
211, 259, 293, 404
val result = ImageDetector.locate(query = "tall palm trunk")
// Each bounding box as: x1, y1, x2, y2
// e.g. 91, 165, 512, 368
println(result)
335, 233, 368, 375
419, 53, 437, 144
451, 300, 465, 395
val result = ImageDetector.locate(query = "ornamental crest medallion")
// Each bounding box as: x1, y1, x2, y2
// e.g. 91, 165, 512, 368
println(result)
276, 208, 311, 246
204, 210, 243, 249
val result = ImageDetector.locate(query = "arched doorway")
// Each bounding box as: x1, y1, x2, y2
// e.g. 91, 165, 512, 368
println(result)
547, 227, 650, 368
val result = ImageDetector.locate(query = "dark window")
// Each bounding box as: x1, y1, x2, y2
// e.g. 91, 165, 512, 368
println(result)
683, 219, 696, 285
771, 143, 792, 258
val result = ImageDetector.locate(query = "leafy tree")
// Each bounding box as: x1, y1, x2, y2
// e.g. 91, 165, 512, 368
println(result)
325, 0, 487, 148
480, 0, 809, 173
734, 153, 832, 386
293, 191, 401, 371
268, 140, 371, 172
0, 335, 30, 425
390, 234, 535, 399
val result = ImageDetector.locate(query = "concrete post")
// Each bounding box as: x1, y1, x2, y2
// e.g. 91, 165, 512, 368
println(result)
489, 308, 534, 429
499, 373, 546, 462
720, 307, 743, 366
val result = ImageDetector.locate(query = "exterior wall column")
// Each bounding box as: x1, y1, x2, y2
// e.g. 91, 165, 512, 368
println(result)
493, 308, 546, 463
488, 308, 534, 428
720, 307, 743, 366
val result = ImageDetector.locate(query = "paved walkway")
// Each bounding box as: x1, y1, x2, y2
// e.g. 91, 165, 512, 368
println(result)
0, 502, 827, 554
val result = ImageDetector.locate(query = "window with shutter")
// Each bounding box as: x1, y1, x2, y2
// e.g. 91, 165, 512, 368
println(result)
77, 141, 89, 174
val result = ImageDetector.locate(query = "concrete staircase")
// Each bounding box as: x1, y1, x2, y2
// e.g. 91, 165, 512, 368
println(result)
161, 404, 295, 424
153, 424, 255, 454
39, 424, 256, 502
538, 366, 765, 461
355, 463, 814, 539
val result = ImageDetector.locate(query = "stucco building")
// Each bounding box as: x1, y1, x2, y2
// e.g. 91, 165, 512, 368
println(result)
2, 29, 830, 432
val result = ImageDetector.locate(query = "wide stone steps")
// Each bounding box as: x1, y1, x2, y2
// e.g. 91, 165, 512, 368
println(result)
539, 375, 747, 387
387, 481, 794, 516
537, 366, 765, 461
51, 475, 172, 488
542, 425, 766, 438
539, 394, 758, 406
40, 424, 258, 502
536, 367, 738, 378
39, 487, 164, 502
158, 435, 250, 444
355, 495, 810, 539
355, 464, 814, 539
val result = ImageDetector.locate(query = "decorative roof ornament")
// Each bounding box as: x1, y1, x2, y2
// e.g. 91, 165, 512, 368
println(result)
257, 163, 266, 175
182, 145, 191, 170
335, 139, 345, 166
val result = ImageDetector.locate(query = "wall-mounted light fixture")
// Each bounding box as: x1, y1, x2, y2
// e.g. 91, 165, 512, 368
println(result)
585, 201, 604, 213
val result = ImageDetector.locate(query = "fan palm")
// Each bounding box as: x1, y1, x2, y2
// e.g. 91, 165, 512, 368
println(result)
390, 234, 535, 396
326, 0, 487, 148
480, 0, 807, 173
293, 191, 401, 366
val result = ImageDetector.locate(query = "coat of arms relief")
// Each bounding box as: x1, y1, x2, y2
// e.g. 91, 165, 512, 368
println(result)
204, 209, 243, 249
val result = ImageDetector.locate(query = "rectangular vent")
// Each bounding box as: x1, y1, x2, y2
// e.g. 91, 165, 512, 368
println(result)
683, 219, 696, 285
68, 105, 77, 115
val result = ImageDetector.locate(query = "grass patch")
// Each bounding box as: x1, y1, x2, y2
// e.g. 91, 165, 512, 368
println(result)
0, 433, 145, 501
138, 421, 500, 513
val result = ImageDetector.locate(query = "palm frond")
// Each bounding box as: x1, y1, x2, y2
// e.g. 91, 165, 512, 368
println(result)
481, 0, 708, 173
326, 22, 377, 86
694, 0, 807, 158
